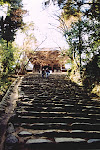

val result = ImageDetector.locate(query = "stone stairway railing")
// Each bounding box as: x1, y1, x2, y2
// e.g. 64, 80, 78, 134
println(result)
3, 74, 100, 150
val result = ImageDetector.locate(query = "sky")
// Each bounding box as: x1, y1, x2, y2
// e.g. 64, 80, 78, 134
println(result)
0, 4, 8, 17
15, 0, 69, 49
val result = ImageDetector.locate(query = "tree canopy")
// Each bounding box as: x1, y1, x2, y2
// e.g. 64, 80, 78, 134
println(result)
44, 0, 100, 85
0, 0, 26, 46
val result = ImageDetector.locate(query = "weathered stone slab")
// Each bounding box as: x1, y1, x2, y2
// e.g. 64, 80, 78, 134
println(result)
26, 138, 52, 144
71, 123, 100, 131
6, 123, 15, 134
87, 139, 100, 143
55, 137, 86, 143
18, 131, 33, 137
5, 134, 19, 144
70, 130, 85, 133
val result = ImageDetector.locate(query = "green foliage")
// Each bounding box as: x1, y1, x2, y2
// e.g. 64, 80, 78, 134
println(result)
61, 0, 81, 20
64, 20, 85, 70
0, 0, 9, 5
0, 73, 11, 95
86, 0, 100, 21
1, 16, 15, 44
97, 56, 100, 68
92, 84, 100, 97
0, 39, 18, 99
44, 0, 100, 95
82, 54, 100, 91
0, 39, 16, 74
0, 39, 21, 98
0, 0, 22, 6
0, 0, 26, 98
0, 0, 25, 44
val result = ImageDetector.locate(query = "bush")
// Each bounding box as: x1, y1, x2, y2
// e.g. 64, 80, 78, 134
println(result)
82, 54, 100, 91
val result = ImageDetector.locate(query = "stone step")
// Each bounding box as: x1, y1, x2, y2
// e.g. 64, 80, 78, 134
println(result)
71, 123, 100, 131
4, 74, 100, 150
26, 130, 100, 139
16, 102, 65, 107
15, 106, 100, 115
18, 98, 100, 106
17, 137, 100, 150
18, 106, 66, 112
18, 123, 70, 130
13, 122, 100, 131
16, 101, 100, 112
16, 111, 100, 120
13, 116, 75, 124
12, 115, 100, 124
16, 111, 68, 117
11, 129, 100, 144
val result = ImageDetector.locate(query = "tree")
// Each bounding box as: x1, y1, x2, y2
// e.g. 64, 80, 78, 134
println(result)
43, 0, 84, 77
21, 22, 37, 53
0, 0, 26, 46
0, 39, 15, 74
0, 0, 27, 75
44, 0, 100, 77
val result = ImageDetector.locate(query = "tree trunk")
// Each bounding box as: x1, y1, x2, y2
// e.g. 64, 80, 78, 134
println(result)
7, 41, 8, 47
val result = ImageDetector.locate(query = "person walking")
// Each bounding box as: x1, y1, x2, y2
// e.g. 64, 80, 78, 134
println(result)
42, 68, 45, 78
46, 68, 50, 78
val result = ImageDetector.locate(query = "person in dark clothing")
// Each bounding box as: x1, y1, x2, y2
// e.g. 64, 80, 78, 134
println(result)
46, 68, 50, 78
42, 68, 45, 78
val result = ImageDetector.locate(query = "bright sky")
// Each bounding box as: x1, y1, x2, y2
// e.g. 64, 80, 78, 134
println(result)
0, 4, 8, 18
15, 0, 69, 49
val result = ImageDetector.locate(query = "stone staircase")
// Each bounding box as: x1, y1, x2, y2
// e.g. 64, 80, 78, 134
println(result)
4, 74, 100, 150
